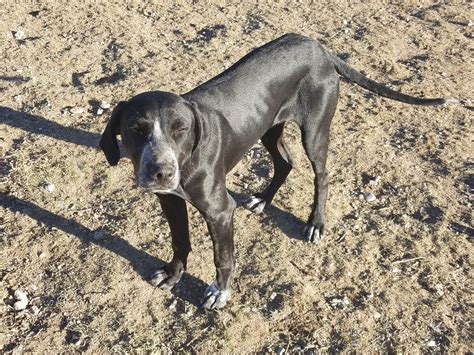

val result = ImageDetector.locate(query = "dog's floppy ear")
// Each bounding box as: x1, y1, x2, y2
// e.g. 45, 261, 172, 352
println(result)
99, 101, 127, 166
189, 102, 204, 153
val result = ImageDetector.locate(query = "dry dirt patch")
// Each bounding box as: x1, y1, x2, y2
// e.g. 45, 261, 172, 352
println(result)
1, 2, 472, 353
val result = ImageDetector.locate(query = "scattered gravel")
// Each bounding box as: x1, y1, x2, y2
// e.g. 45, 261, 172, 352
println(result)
327, 295, 350, 309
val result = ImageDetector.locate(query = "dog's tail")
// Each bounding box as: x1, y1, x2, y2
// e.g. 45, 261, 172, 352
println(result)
330, 54, 446, 106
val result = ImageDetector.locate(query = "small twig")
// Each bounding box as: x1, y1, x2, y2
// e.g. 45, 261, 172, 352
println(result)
290, 260, 309, 275
285, 336, 291, 353
391, 256, 424, 265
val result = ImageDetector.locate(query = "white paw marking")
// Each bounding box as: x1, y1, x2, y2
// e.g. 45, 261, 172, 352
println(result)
150, 268, 169, 287
304, 225, 323, 243
202, 281, 230, 309
244, 196, 266, 214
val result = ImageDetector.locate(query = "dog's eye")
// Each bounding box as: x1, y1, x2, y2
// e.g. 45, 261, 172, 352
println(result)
172, 126, 189, 138
131, 126, 144, 134
130, 123, 148, 135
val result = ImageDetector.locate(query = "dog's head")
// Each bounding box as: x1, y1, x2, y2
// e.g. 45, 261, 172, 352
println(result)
99, 91, 203, 193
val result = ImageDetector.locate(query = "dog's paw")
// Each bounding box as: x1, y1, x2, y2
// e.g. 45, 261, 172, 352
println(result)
201, 281, 230, 309
149, 268, 182, 291
304, 224, 324, 243
244, 195, 266, 214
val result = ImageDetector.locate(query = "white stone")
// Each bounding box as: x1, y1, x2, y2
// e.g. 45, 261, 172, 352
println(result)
99, 101, 111, 109
14, 30, 25, 40
45, 183, 55, 193
69, 106, 84, 114
368, 176, 381, 186
364, 192, 377, 202
13, 290, 28, 310
435, 283, 444, 296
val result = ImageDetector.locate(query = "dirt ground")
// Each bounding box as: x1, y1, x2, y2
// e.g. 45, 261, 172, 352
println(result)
0, 1, 473, 353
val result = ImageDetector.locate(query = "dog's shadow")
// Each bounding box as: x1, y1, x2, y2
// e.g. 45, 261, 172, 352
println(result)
0, 106, 100, 149
0, 193, 206, 306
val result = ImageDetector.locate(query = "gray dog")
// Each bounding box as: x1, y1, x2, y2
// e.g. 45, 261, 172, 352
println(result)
100, 33, 445, 309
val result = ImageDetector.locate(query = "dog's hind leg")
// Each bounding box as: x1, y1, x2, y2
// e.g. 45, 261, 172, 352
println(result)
301, 80, 339, 243
244, 123, 293, 214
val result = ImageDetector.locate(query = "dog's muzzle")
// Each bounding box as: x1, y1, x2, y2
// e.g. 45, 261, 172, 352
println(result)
137, 161, 180, 191
137, 140, 180, 192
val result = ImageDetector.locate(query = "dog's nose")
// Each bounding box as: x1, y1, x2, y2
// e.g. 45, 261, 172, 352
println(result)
155, 164, 175, 185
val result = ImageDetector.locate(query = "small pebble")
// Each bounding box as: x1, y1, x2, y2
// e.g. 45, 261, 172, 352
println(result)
168, 299, 178, 311
45, 183, 55, 193
14, 30, 25, 40
96, 108, 104, 115
30, 305, 40, 315
38, 251, 47, 258
374, 311, 381, 320
364, 192, 377, 202
269, 292, 277, 301
69, 106, 84, 114
99, 101, 111, 109
426, 340, 437, 347
368, 176, 381, 186
13, 290, 29, 310
328, 296, 350, 308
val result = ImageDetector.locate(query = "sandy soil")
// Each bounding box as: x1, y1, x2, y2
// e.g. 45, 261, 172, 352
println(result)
0, 1, 473, 353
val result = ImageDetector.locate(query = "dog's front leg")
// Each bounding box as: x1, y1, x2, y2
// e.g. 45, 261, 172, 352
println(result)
194, 186, 236, 309
149, 194, 191, 290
